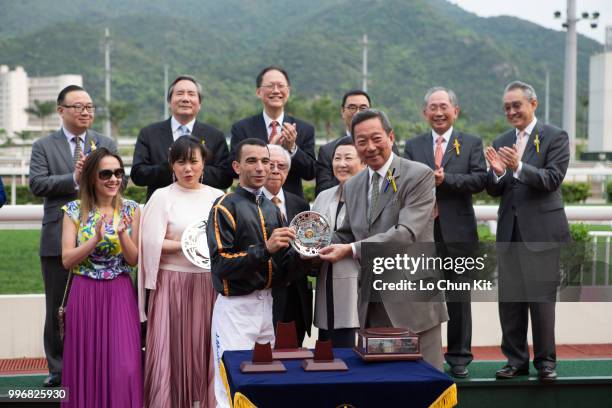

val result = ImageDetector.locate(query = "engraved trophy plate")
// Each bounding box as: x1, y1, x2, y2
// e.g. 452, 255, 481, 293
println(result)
289, 211, 332, 258
181, 219, 210, 269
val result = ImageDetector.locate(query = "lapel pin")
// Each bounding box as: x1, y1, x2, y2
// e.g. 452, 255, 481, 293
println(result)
534, 133, 540, 154
453, 139, 461, 156
384, 168, 398, 193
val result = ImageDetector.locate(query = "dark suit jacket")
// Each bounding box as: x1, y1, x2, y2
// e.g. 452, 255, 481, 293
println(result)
485, 121, 571, 250
29, 129, 117, 256
316, 134, 401, 197
230, 114, 316, 197
131, 118, 232, 201
404, 130, 487, 244
272, 190, 313, 336
0, 176, 6, 207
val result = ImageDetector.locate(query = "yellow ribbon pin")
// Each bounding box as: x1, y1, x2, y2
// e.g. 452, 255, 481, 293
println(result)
385, 169, 397, 193
453, 139, 460, 156
90, 140, 97, 151
534, 133, 540, 154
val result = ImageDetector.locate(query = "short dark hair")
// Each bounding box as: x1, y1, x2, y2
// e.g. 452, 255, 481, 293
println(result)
168, 135, 210, 167
57, 85, 86, 106
350, 109, 393, 137
256, 66, 291, 88
341, 89, 371, 107
235, 138, 268, 162
167, 75, 203, 103
332, 137, 356, 159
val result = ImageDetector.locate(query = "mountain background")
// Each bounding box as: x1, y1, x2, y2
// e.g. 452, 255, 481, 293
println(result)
0, 0, 601, 142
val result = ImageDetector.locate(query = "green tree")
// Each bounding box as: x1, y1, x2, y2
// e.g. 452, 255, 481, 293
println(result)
310, 95, 336, 141
109, 101, 135, 137
25, 100, 56, 134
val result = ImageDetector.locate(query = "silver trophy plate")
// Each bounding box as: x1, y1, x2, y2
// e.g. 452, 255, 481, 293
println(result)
181, 219, 211, 269
289, 211, 332, 258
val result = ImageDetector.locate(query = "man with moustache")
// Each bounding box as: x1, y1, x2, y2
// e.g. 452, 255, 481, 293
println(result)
29, 85, 117, 387
320, 109, 448, 370
208, 138, 310, 408
486, 81, 570, 381
132, 75, 232, 201
263, 144, 312, 346
229, 66, 316, 198
315, 90, 371, 195
404, 87, 487, 378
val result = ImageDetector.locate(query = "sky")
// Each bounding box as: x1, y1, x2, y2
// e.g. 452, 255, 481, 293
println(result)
451, 0, 611, 44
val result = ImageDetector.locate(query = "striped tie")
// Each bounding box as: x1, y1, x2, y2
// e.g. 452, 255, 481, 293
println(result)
73, 136, 82, 166
369, 172, 381, 224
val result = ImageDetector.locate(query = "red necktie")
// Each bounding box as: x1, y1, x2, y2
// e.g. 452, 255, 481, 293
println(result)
434, 135, 444, 169
269, 121, 279, 142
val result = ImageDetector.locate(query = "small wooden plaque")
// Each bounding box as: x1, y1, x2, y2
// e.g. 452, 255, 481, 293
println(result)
272, 348, 314, 360
240, 361, 287, 373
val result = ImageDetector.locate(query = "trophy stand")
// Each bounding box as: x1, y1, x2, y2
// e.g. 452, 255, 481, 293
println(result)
353, 327, 422, 362
240, 342, 287, 373
302, 340, 348, 371
272, 321, 314, 360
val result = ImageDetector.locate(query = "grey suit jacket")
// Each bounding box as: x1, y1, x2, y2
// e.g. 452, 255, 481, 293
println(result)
312, 184, 360, 330
485, 121, 571, 250
29, 129, 117, 256
404, 130, 487, 245
335, 154, 448, 333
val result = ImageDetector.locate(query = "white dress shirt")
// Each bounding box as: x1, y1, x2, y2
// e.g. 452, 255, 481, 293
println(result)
263, 188, 287, 220
171, 116, 196, 141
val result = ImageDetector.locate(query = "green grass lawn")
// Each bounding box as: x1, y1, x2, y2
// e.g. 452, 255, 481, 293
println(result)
0, 230, 43, 294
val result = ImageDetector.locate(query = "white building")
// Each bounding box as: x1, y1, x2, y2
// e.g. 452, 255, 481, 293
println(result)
587, 26, 612, 153
0, 65, 28, 138
0, 65, 83, 138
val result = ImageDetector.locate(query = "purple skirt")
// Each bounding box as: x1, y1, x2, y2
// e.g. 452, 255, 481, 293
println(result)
61, 273, 143, 408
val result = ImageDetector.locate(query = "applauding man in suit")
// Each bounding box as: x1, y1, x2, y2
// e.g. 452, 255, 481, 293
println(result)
320, 109, 448, 370
404, 87, 487, 378
315, 90, 370, 195
263, 144, 312, 346
29, 85, 117, 387
132, 75, 232, 201
230, 66, 316, 198
486, 81, 571, 381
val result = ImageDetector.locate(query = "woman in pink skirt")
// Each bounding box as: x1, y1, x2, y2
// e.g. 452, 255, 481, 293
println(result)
139, 135, 225, 408
61, 148, 142, 407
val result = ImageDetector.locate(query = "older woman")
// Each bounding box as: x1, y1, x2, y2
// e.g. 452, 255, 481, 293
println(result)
139, 135, 224, 408
61, 148, 142, 407
312, 138, 365, 347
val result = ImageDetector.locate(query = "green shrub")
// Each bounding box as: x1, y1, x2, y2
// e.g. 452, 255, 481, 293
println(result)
607, 181, 612, 203
6, 185, 44, 204
473, 190, 499, 204
123, 185, 147, 204
561, 182, 590, 204
303, 182, 315, 204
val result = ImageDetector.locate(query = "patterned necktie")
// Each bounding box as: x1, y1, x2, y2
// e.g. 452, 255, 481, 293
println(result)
516, 130, 527, 159
269, 121, 279, 142
369, 172, 381, 224
271, 196, 286, 224
73, 136, 82, 166
179, 125, 189, 136
434, 135, 444, 169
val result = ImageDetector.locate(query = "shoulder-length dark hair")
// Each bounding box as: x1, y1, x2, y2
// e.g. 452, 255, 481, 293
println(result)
79, 147, 124, 223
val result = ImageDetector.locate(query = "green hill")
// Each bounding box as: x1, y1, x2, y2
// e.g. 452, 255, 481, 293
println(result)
0, 0, 600, 139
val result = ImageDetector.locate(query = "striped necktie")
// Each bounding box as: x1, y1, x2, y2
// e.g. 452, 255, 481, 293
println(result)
369, 172, 381, 224
73, 136, 82, 166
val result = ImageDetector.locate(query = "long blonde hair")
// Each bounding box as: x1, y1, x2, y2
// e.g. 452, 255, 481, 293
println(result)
78, 147, 124, 223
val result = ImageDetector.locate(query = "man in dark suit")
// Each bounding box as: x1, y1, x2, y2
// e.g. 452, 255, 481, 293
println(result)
230, 66, 316, 198
131, 75, 232, 200
263, 144, 312, 345
486, 81, 571, 381
315, 90, 371, 196
29, 85, 117, 387
404, 87, 487, 378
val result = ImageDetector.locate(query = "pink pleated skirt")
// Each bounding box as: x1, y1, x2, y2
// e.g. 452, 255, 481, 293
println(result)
144, 269, 217, 408
62, 273, 143, 408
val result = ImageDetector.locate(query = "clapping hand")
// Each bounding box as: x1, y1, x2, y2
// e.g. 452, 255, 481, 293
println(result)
485, 147, 506, 176
279, 123, 297, 152
73, 152, 86, 183
94, 214, 108, 242
117, 213, 132, 236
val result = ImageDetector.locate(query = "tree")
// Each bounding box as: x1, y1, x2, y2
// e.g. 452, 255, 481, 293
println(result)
25, 100, 56, 134
109, 101, 135, 137
310, 95, 336, 141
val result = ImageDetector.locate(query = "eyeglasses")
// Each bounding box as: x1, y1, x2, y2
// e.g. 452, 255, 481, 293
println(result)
98, 168, 125, 180
270, 162, 289, 171
260, 83, 289, 91
343, 104, 369, 113
62, 104, 96, 113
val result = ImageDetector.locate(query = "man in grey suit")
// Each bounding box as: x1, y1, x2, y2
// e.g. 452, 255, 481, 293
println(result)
485, 81, 571, 381
320, 109, 448, 370
29, 85, 117, 387
404, 87, 487, 377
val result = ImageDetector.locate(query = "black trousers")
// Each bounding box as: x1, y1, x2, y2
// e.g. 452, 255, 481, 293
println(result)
498, 218, 557, 369
434, 219, 473, 368
273, 283, 307, 346
317, 263, 356, 348
41, 256, 69, 375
